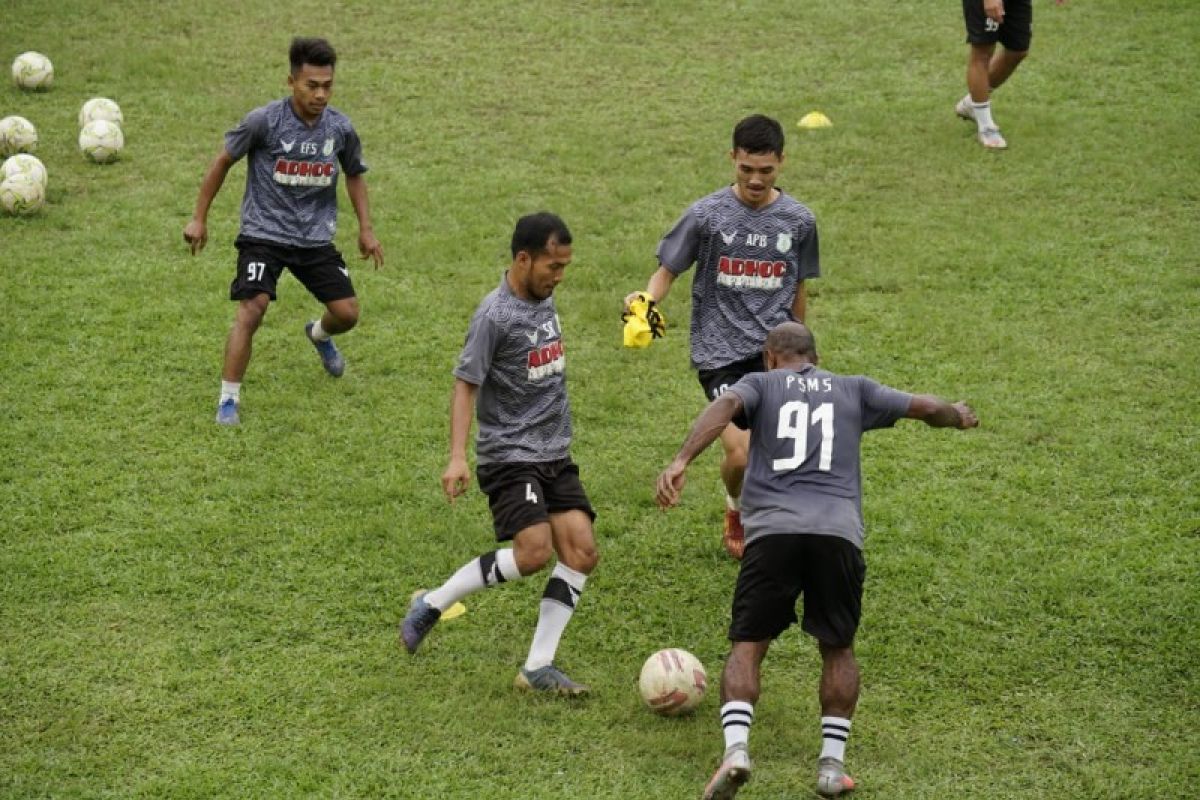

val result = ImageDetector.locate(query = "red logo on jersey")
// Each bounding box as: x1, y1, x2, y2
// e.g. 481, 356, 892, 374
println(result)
527, 340, 565, 381
717, 256, 786, 289
273, 159, 335, 187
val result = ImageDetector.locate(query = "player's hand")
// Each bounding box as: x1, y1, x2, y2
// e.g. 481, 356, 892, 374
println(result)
441, 456, 471, 501
622, 290, 649, 313
953, 401, 980, 429
359, 229, 384, 269
984, 0, 1004, 23
183, 219, 207, 255
655, 461, 688, 509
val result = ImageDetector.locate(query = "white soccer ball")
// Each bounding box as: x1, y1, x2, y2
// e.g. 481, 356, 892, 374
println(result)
2, 153, 48, 189
0, 115, 39, 156
11, 51, 54, 90
0, 173, 46, 215
79, 119, 124, 164
638, 648, 708, 716
79, 97, 124, 128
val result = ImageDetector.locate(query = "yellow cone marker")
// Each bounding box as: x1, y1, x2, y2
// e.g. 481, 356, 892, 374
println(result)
798, 111, 832, 129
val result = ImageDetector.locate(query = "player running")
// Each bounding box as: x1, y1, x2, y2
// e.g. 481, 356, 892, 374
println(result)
400, 213, 599, 696
183, 36, 384, 425
656, 322, 979, 798
625, 114, 820, 559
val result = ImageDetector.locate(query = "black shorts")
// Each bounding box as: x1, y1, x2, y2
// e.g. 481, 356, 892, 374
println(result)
963, 0, 1032, 52
231, 236, 356, 303
697, 353, 765, 402
728, 534, 866, 648
476, 458, 597, 541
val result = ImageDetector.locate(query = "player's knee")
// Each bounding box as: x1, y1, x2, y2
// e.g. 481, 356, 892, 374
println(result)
565, 542, 599, 575
237, 296, 269, 329
1010, 48, 1029, 63
514, 538, 554, 575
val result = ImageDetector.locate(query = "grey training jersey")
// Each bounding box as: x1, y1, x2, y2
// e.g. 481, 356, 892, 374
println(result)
657, 187, 820, 370
224, 98, 367, 247
454, 273, 572, 465
728, 366, 911, 550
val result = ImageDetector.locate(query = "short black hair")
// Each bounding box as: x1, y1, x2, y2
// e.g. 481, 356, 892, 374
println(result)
511, 212, 572, 258
732, 114, 785, 157
290, 37, 337, 74
766, 322, 817, 359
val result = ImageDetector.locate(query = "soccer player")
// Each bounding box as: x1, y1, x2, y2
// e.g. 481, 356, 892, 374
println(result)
625, 114, 819, 559
656, 322, 979, 799
400, 213, 599, 696
183, 36, 384, 425
956, 0, 1066, 150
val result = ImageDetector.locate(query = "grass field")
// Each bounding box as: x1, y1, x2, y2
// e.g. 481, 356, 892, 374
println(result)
2, 1, 1197, 798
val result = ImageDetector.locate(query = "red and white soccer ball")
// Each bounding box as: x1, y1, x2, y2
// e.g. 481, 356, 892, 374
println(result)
638, 648, 708, 716
79, 119, 124, 164
11, 51, 53, 91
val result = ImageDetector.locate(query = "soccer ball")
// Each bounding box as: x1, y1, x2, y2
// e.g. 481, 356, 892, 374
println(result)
79, 97, 124, 128
638, 648, 708, 716
79, 119, 124, 164
2, 153, 48, 189
11, 51, 54, 90
0, 173, 46, 215
0, 116, 39, 156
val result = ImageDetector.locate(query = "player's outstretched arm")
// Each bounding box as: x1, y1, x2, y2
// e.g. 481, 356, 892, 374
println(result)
442, 379, 479, 501
344, 174, 383, 269
656, 392, 744, 508
183, 149, 235, 255
623, 266, 677, 312
906, 395, 979, 429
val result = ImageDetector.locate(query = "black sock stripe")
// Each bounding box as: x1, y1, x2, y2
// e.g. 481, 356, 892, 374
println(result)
479, 550, 506, 587
823, 732, 849, 742
823, 722, 851, 733
542, 576, 577, 609
722, 711, 754, 723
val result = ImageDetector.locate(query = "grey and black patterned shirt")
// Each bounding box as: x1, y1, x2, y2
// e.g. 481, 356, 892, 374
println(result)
224, 98, 367, 247
454, 273, 572, 465
728, 365, 911, 550
657, 187, 820, 370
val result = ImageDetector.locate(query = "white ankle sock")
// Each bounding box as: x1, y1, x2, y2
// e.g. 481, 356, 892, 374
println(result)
524, 562, 588, 671
721, 701, 754, 750
820, 716, 852, 762
972, 100, 997, 132
309, 320, 330, 341
219, 381, 241, 403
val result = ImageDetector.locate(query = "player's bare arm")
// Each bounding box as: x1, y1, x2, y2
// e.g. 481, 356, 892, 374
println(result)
344, 173, 383, 268
183, 149, 236, 255
906, 395, 979, 429
623, 265, 676, 312
790, 280, 808, 324
442, 378, 479, 501
656, 392, 744, 509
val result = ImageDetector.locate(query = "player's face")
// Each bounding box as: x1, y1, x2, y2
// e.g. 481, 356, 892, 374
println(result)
288, 64, 334, 123
731, 149, 783, 209
520, 238, 572, 301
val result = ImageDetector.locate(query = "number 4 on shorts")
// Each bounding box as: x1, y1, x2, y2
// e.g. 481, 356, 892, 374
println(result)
525, 483, 538, 504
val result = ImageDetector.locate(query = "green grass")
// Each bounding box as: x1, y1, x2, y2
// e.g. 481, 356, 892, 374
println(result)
2, 1, 1197, 798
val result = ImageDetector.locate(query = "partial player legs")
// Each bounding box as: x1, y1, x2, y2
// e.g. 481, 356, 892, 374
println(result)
216, 293, 269, 424
988, 47, 1028, 91
719, 425, 749, 559
816, 642, 859, 796
704, 641, 769, 800
305, 296, 359, 377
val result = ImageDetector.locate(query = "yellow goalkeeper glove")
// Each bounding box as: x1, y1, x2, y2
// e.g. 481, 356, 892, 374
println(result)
622, 292, 666, 348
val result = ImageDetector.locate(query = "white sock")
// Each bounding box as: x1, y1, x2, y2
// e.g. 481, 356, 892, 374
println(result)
726, 493, 741, 512
219, 381, 241, 403
524, 562, 588, 671
425, 549, 521, 611
721, 701, 754, 751
820, 716, 852, 762
309, 319, 330, 342
972, 100, 997, 132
